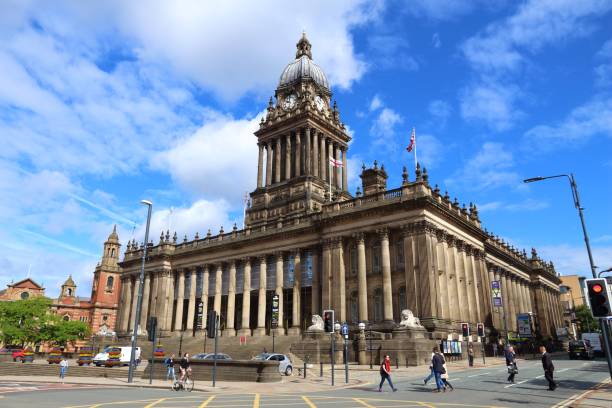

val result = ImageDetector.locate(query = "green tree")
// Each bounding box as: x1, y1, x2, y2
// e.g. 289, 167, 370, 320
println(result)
574, 304, 599, 333
44, 319, 91, 348
0, 297, 54, 345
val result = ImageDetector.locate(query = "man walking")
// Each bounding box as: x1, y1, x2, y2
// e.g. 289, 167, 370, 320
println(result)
505, 345, 517, 383
467, 344, 474, 367
540, 345, 557, 391
431, 347, 446, 393
59, 357, 68, 383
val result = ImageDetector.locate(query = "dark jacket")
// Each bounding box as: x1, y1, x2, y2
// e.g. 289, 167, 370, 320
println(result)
505, 351, 515, 366
432, 353, 446, 373
542, 352, 554, 372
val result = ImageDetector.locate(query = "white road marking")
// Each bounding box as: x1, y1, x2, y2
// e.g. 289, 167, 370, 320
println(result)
504, 379, 528, 388
468, 372, 490, 378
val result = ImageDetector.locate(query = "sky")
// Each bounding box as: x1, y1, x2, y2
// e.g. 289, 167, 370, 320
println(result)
1, 0, 611, 298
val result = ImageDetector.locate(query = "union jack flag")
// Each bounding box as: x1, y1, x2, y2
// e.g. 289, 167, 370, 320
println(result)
406, 128, 416, 152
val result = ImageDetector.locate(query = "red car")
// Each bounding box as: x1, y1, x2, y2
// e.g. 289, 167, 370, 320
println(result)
12, 349, 25, 362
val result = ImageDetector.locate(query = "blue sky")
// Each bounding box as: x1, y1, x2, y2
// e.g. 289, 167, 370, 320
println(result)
1, 0, 611, 297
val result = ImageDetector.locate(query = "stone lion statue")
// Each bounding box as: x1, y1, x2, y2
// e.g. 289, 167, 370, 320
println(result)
399, 309, 423, 328
307, 314, 324, 331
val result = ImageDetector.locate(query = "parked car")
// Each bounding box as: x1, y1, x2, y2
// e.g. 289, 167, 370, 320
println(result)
253, 353, 293, 376
568, 340, 594, 360
192, 353, 232, 360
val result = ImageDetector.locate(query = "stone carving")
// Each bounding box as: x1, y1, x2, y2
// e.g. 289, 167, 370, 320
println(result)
307, 314, 324, 331
399, 309, 423, 328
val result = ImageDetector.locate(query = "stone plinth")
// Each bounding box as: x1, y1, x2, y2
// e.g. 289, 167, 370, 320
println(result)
290, 331, 345, 364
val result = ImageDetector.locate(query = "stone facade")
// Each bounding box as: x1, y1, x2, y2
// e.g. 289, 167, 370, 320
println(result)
0, 278, 45, 301
117, 34, 565, 344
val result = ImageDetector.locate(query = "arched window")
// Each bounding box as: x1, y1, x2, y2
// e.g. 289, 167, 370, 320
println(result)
374, 288, 383, 322
398, 286, 407, 312
111, 248, 115, 257
106, 276, 114, 291
349, 291, 359, 323
67, 288, 72, 296
63, 315, 70, 321
20, 291, 29, 300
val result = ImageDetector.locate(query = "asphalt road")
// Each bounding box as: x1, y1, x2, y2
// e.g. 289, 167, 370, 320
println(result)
0, 359, 608, 407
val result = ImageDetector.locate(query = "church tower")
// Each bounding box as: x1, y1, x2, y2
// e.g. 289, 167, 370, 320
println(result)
60, 275, 76, 298
89, 225, 122, 334
246, 33, 352, 228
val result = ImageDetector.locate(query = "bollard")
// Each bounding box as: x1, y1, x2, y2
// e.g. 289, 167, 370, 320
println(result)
304, 361, 307, 379
396, 357, 399, 369
320, 360, 323, 377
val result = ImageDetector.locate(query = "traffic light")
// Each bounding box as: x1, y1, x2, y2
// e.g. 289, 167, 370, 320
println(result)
477, 323, 484, 338
207, 310, 218, 338
461, 322, 470, 338
147, 316, 157, 342
586, 278, 611, 317
323, 310, 334, 333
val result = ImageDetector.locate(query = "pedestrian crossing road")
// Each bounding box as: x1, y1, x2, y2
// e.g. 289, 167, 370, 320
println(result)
0, 359, 608, 407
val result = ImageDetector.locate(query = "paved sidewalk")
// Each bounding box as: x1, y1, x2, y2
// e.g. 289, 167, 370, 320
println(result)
572, 379, 612, 408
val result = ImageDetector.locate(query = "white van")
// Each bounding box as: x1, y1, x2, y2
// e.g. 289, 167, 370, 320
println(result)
582, 333, 603, 355
93, 346, 141, 367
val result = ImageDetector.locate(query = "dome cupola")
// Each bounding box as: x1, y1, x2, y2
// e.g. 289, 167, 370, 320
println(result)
278, 32, 329, 90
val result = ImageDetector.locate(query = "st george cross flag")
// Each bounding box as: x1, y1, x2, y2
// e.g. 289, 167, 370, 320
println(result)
406, 128, 416, 152
329, 157, 343, 168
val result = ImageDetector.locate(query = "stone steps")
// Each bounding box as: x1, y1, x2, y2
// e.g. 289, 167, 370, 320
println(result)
0, 361, 140, 378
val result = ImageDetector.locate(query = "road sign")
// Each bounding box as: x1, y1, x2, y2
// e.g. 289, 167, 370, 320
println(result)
491, 281, 500, 290
493, 297, 503, 307
271, 294, 280, 329
341, 323, 349, 336
196, 300, 204, 329
517, 313, 532, 337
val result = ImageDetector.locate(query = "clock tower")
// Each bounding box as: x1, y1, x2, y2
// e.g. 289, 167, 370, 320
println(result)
246, 33, 351, 228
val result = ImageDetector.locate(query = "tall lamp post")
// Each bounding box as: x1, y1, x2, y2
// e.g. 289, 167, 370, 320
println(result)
524, 174, 612, 379
523, 174, 596, 278
127, 199, 153, 383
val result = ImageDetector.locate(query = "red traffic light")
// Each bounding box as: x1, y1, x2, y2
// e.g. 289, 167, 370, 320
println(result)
592, 284, 603, 294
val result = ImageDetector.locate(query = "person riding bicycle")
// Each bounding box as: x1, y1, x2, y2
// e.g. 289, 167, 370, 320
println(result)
179, 353, 192, 382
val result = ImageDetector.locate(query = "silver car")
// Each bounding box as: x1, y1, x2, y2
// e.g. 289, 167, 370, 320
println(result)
192, 353, 232, 360
253, 353, 293, 376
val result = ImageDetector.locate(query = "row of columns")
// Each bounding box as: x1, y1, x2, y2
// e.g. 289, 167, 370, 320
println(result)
490, 268, 533, 332
537, 285, 563, 335
119, 250, 314, 336
256, 127, 348, 190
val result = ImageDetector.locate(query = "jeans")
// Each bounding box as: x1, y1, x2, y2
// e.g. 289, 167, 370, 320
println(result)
60, 366, 67, 379
434, 371, 444, 390
379, 373, 395, 390
424, 368, 434, 384
166, 366, 176, 381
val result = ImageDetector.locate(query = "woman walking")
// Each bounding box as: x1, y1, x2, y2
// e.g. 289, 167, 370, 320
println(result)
506, 345, 518, 383
59, 357, 68, 383
468, 344, 474, 367
441, 362, 454, 391
378, 355, 398, 392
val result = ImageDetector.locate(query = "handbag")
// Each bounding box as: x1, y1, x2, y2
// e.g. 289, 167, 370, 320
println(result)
507, 363, 518, 374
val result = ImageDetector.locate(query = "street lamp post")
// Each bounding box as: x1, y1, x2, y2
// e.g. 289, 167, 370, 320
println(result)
127, 200, 153, 383
523, 174, 596, 278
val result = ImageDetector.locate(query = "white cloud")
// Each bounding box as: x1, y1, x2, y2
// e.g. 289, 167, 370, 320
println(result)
428, 100, 451, 124
153, 110, 260, 205
414, 133, 444, 169
366, 34, 419, 71
460, 82, 522, 131
595, 38, 612, 87
369, 94, 383, 112
477, 199, 549, 212
538, 243, 612, 277
523, 97, 612, 152
370, 107, 403, 142
432, 33, 441, 48
405, 0, 500, 20
446, 142, 520, 190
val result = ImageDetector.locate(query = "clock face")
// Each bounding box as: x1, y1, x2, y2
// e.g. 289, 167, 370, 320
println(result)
315, 95, 325, 111
283, 94, 297, 110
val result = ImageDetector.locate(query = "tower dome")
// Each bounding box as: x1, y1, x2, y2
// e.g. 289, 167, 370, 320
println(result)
278, 33, 329, 90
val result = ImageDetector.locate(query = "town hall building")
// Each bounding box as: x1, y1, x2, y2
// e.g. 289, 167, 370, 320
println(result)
116, 34, 565, 348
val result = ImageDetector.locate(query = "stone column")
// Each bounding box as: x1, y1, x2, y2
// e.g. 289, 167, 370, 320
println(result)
186, 269, 197, 331
224, 261, 237, 336
274, 138, 281, 184
455, 242, 469, 322
461, 246, 476, 323
140, 272, 151, 328
476, 254, 492, 325
435, 232, 450, 320
335, 144, 342, 189
120, 277, 132, 332
275, 252, 285, 334
304, 127, 311, 175
149, 272, 159, 320
447, 238, 461, 322
214, 264, 222, 315
173, 270, 185, 331
326, 139, 332, 184
403, 228, 419, 316
356, 233, 368, 322
311, 248, 320, 316
162, 270, 175, 331
254, 256, 267, 336
524, 282, 533, 312
319, 134, 326, 180
285, 134, 291, 180
380, 229, 394, 323
265, 143, 272, 187
499, 271, 510, 334
342, 147, 347, 191
488, 266, 501, 330
312, 131, 319, 178
201, 266, 209, 331
257, 143, 264, 188
322, 240, 332, 310
335, 238, 346, 322
129, 277, 140, 333
468, 251, 482, 323
239, 259, 251, 335
295, 131, 301, 177
507, 275, 517, 331
289, 250, 301, 335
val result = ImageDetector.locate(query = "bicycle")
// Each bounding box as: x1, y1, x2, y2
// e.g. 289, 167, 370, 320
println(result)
172, 371, 194, 392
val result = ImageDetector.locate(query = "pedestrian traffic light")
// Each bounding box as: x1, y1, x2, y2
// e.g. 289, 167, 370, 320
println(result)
461, 322, 470, 338
323, 310, 334, 333
477, 323, 484, 338
207, 310, 218, 338
147, 316, 157, 342
586, 278, 611, 317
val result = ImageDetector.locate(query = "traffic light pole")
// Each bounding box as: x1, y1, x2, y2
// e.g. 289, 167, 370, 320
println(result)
212, 315, 218, 388
601, 318, 612, 379
330, 333, 335, 386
